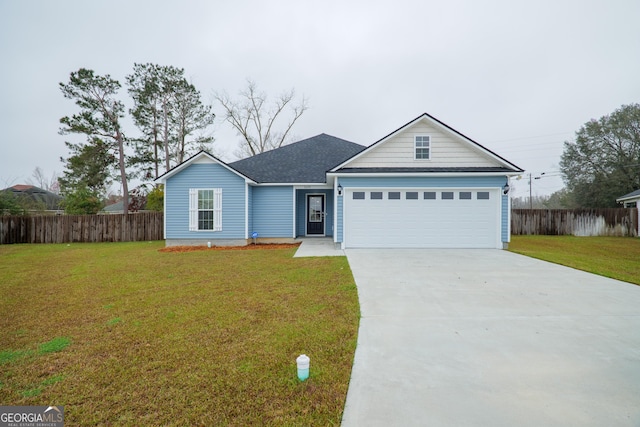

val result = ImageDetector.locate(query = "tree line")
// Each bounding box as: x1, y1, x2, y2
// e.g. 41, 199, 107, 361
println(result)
4, 75, 638, 214
56, 65, 307, 214
559, 103, 640, 208
511, 103, 640, 209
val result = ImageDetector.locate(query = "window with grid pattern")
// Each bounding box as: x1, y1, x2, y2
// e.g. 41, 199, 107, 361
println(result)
189, 188, 222, 231
198, 190, 214, 230
415, 135, 430, 160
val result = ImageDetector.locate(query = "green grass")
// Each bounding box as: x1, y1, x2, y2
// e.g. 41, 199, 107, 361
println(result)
0, 349, 33, 364
38, 337, 72, 355
1, 337, 70, 365
0, 242, 360, 426
509, 236, 640, 285
21, 374, 66, 397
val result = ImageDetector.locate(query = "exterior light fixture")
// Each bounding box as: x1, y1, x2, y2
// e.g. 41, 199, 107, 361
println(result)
503, 183, 510, 195
337, 184, 343, 196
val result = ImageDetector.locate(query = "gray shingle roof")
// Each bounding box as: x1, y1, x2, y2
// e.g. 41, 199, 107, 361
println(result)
1, 185, 62, 210
230, 134, 365, 183
617, 189, 640, 201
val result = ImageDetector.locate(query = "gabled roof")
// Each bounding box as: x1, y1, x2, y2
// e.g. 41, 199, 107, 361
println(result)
155, 151, 256, 184
330, 113, 523, 173
1, 185, 62, 210
230, 134, 365, 183
617, 189, 640, 202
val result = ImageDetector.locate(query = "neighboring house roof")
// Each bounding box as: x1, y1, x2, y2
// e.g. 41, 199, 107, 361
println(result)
617, 189, 640, 202
331, 113, 524, 173
101, 199, 149, 213
102, 201, 125, 213
230, 134, 365, 183
10, 184, 35, 192
1, 185, 62, 210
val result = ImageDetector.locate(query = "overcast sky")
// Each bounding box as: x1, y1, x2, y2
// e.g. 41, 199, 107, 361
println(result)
1, 0, 639, 199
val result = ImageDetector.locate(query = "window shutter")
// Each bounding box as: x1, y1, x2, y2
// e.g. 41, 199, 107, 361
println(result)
214, 188, 223, 231
189, 189, 198, 231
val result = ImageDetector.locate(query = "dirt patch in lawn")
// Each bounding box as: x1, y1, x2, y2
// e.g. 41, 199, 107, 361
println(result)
158, 243, 301, 253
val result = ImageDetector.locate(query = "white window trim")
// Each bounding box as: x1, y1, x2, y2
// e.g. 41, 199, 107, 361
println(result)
189, 188, 222, 232
414, 135, 431, 160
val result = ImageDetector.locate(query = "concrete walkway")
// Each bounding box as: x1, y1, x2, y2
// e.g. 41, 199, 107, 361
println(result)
341, 249, 640, 427
293, 237, 345, 257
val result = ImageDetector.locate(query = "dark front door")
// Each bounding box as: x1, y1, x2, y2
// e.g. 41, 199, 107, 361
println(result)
306, 195, 325, 235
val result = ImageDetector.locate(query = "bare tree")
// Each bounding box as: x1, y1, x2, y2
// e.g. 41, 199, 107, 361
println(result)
215, 80, 308, 158
172, 79, 215, 164
27, 167, 60, 194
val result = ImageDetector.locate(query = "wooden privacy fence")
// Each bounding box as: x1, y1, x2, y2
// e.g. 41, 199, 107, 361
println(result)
0, 212, 164, 244
512, 208, 638, 237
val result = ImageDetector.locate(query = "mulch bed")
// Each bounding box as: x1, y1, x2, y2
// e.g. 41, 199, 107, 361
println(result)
159, 243, 301, 253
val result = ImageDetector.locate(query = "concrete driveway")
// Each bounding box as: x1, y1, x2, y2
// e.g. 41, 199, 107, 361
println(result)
341, 249, 640, 427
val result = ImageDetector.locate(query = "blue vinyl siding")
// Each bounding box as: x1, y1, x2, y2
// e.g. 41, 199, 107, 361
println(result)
336, 175, 510, 244
165, 163, 246, 239
295, 189, 334, 237
251, 186, 294, 237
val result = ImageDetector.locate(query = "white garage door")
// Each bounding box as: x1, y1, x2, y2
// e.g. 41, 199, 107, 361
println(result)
344, 188, 501, 248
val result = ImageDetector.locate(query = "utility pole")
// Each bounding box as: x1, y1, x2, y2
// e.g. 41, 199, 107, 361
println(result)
529, 172, 547, 209
529, 173, 532, 209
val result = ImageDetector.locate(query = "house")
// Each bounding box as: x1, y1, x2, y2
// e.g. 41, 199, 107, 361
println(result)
101, 198, 148, 214
157, 113, 524, 249
617, 189, 640, 207
617, 189, 640, 235
0, 184, 62, 212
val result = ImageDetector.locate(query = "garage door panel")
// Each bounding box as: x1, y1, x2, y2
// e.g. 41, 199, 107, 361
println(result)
344, 189, 499, 248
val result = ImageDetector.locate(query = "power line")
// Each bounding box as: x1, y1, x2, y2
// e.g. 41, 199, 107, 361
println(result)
485, 132, 573, 144
498, 146, 564, 153
492, 140, 567, 149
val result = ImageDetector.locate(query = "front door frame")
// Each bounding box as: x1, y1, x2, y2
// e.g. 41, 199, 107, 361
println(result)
305, 193, 326, 236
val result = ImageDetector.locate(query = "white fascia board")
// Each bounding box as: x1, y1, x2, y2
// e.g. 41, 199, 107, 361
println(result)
616, 195, 640, 203
293, 184, 333, 189
155, 151, 256, 184
327, 171, 522, 178
253, 182, 331, 188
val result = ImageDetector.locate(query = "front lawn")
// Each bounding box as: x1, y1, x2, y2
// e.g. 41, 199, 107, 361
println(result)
509, 235, 640, 285
0, 242, 359, 425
